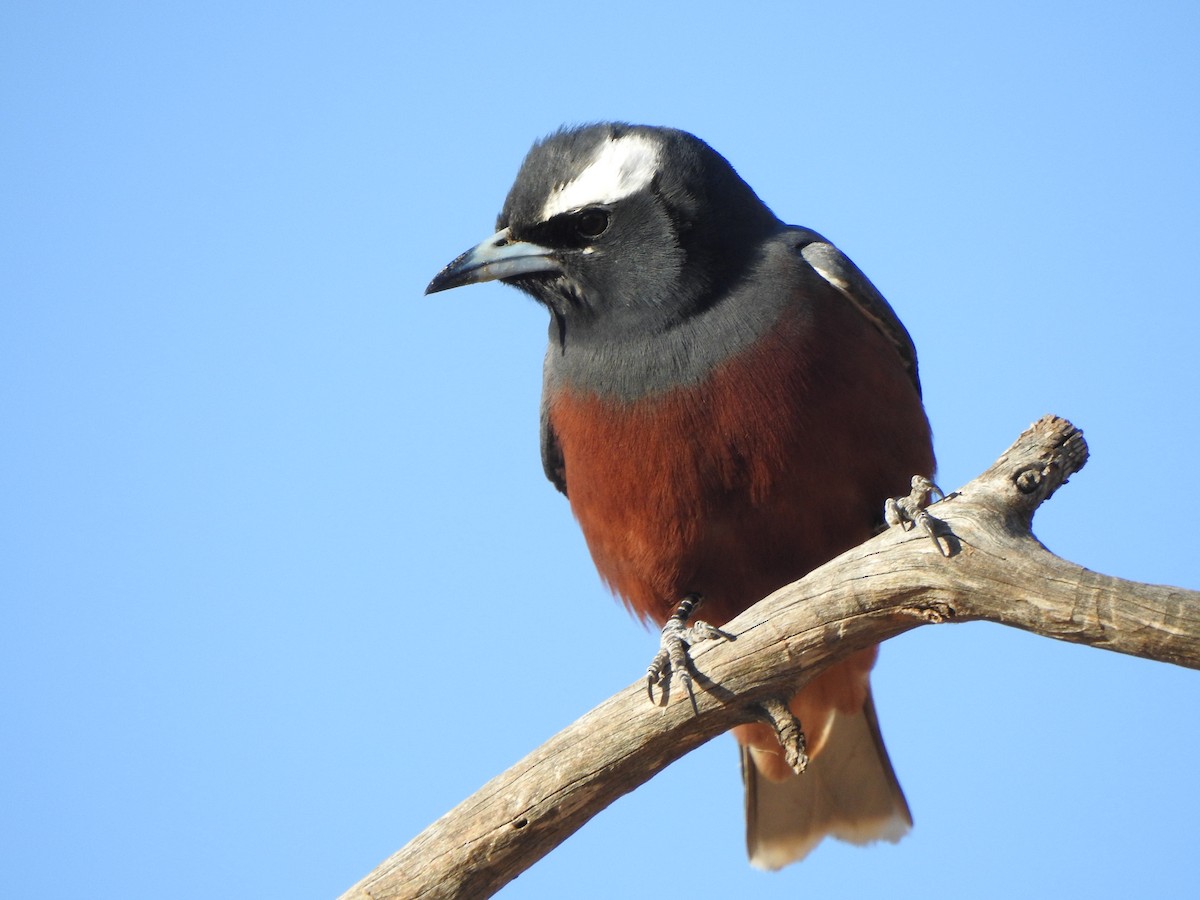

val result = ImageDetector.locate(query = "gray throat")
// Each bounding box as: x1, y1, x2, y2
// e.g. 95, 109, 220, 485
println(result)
543, 272, 794, 402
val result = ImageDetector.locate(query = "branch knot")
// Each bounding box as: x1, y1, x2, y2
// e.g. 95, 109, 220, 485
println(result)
1014, 464, 1043, 494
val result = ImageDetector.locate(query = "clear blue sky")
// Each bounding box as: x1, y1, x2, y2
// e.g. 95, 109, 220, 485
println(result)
3, 4, 1198, 898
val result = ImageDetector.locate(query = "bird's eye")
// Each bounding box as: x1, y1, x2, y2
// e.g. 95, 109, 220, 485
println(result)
575, 208, 610, 239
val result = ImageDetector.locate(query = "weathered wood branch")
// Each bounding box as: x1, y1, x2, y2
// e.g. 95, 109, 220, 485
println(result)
340, 415, 1200, 900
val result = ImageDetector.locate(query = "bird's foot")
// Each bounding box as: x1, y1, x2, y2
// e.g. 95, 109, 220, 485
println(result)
884, 474, 952, 556
757, 698, 809, 774
646, 594, 728, 709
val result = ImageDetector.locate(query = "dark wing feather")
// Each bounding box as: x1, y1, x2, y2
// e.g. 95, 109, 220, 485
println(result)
539, 391, 568, 495
800, 240, 922, 396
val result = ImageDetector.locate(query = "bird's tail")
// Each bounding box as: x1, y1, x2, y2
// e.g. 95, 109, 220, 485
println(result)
741, 689, 911, 869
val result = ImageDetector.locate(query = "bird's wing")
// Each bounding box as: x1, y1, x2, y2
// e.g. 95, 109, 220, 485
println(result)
800, 240, 922, 396
539, 390, 568, 495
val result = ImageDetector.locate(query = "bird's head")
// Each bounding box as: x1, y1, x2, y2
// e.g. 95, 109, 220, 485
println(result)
426, 124, 780, 344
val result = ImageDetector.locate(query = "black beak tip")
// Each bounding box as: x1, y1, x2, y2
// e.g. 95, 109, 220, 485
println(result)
425, 250, 475, 296
424, 265, 462, 296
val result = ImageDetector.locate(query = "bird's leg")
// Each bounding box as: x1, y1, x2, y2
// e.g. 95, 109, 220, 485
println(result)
757, 698, 809, 774
884, 474, 951, 556
646, 593, 728, 708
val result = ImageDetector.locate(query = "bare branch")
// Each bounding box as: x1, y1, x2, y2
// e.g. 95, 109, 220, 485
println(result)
340, 415, 1200, 900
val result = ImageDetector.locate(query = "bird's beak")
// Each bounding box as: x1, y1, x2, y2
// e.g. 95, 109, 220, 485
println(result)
425, 228, 561, 294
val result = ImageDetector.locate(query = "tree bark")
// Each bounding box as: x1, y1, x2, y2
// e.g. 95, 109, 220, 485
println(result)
339, 415, 1200, 900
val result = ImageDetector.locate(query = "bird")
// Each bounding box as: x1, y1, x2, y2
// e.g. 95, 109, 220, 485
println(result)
426, 123, 935, 869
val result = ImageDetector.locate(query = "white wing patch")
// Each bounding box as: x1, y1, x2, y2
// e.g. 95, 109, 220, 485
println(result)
540, 133, 660, 220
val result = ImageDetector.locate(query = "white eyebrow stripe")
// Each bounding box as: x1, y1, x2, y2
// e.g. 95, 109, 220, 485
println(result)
540, 133, 660, 220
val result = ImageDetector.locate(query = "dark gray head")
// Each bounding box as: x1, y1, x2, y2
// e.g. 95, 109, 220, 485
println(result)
426, 124, 782, 345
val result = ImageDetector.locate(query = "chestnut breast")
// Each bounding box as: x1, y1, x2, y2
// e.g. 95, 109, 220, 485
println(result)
546, 288, 934, 626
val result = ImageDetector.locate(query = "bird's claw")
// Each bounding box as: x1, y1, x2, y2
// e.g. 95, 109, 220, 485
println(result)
758, 698, 809, 774
885, 475, 952, 556
646, 594, 728, 708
